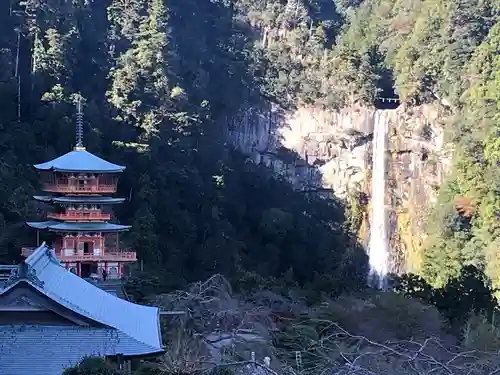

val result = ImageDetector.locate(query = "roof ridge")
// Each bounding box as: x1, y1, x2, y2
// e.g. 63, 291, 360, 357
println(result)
25, 243, 49, 267
25, 243, 61, 271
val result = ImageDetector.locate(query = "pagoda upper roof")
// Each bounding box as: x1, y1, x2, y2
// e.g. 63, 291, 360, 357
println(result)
0, 243, 163, 368
34, 148, 125, 173
26, 221, 131, 232
34, 195, 126, 204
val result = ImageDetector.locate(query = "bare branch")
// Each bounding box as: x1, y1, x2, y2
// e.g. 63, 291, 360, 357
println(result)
148, 275, 500, 375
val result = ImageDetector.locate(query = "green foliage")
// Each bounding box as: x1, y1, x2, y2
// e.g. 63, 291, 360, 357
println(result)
63, 357, 122, 375
338, 0, 499, 287
0, 0, 367, 297
395, 265, 498, 331
420, 21, 500, 287
463, 313, 500, 351
229, 0, 500, 298
0, 0, 498, 332
345, 189, 367, 234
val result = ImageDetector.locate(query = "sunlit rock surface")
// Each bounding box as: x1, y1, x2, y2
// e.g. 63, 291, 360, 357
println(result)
225, 102, 453, 274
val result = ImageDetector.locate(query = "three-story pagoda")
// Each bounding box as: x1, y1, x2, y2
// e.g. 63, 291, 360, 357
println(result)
21, 99, 136, 279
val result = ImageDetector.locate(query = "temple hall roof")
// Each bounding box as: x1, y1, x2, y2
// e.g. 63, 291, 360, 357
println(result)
34, 195, 126, 204
34, 149, 125, 173
0, 325, 159, 375
26, 221, 131, 232
0, 244, 164, 363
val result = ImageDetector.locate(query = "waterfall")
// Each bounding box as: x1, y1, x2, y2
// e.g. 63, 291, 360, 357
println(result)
368, 111, 389, 289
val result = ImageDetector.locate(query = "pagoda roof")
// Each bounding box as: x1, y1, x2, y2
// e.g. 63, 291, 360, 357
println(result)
26, 221, 131, 232
34, 149, 125, 173
34, 195, 126, 204
0, 243, 163, 367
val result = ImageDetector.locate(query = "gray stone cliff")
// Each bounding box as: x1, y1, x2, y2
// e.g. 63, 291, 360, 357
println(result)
226, 102, 453, 273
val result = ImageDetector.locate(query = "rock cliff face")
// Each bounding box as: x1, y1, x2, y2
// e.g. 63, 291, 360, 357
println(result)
384, 105, 453, 272
226, 102, 453, 273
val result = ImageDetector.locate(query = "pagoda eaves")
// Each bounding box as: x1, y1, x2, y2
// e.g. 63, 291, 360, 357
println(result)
34, 148, 125, 173
26, 221, 131, 232
34, 195, 126, 204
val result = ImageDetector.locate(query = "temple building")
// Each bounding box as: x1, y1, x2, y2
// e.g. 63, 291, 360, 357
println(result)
0, 243, 164, 374
21, 100, 136, 279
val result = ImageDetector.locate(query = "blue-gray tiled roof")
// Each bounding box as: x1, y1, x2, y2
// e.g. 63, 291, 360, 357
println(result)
0, 244, 164, 359
34, 195, 126, 204
26, 221, 131, 232
34, 149, 125, 173
0, 325, 162, 375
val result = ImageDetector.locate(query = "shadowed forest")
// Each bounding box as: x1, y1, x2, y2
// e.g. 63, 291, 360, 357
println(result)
0, 0, 499, 374
0, 0, 367, 293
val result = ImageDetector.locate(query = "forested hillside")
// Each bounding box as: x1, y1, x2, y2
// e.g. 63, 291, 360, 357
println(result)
0, 0, 369, 294
226, 0, 500, 290
336, 0, 500, 288
0, 0, 497, 291
338, 0, 500, 290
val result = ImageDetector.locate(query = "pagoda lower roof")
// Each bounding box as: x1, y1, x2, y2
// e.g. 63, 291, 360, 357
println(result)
26, 221, 131, 232
34, 148, 125, 173
34, 195, 126, 204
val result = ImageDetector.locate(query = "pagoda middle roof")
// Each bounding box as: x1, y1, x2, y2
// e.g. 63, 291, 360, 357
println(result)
26, 221, 131, 232
34, 149, 125, 173
34, 195, 126, 204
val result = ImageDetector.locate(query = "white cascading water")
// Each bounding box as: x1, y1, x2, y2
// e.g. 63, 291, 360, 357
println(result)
368, 111, 389, 289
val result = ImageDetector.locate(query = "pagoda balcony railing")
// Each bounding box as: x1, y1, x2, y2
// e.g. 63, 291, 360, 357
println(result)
57, 251, 137, 262
21, 247, 136, 262
47, 212, 112, 221
41, 184, 117, 194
